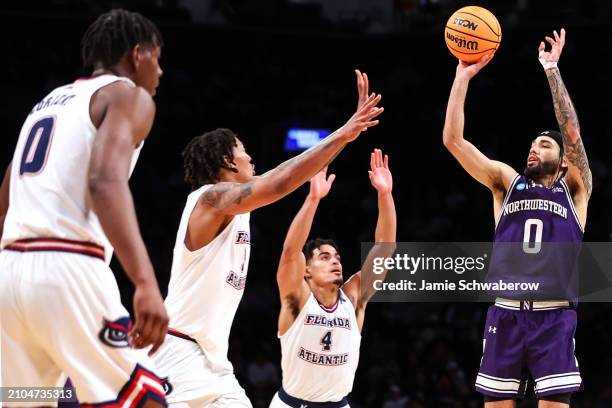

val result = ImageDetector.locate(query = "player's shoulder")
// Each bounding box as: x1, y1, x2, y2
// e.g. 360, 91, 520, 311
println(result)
96, 80, 153, 111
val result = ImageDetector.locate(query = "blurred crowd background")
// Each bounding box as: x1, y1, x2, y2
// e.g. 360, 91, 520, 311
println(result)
1, 1, 611, 406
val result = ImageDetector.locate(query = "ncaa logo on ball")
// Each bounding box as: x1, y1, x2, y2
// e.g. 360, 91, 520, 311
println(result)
453, 18, 479, 31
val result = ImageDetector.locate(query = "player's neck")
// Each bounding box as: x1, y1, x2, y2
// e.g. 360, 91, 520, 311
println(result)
91, 64, 132, 81
530, 174, 557, 188
310, 284, 340, 309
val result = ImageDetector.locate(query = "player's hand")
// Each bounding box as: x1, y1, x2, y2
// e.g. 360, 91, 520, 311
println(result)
130, 280, 169, 356
337, 92, 383, 143
538, 28, 565, 69
355, 69, 369, 111
455, 54, 492, 80
368, 149, 392, 194
308, 167, 335, 200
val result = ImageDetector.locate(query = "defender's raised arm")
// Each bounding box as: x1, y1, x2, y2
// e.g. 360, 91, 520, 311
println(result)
199, 71, 383, 216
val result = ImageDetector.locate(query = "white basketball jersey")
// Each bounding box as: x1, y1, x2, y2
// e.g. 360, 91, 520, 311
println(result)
1, 74, 142, 263
163, 185, 251, 373
280, 290, 361, 402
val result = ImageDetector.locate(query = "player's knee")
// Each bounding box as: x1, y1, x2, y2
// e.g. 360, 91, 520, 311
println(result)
483, 395, 516, 408
141, 398, 168, 408
539, 392, 571, 407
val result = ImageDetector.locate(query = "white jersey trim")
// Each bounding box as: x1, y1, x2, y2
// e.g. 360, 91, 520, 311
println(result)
560, 178, 584, 233
76, 75, 136, 133
495, 173, 521, 229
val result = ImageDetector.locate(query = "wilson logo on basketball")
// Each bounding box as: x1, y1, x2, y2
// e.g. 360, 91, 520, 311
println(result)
453, 17, 479, 31
98, 317, 132, 348
446, 32, 479, 50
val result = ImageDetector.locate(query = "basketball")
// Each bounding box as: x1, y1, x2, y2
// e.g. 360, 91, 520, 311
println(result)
444, 6, 501, 63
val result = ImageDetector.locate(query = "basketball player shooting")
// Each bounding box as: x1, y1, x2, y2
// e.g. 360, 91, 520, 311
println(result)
269, 149, 396, 408
0, 9, 168, 406
151, 71, 383, 407
443, 29, 591, 407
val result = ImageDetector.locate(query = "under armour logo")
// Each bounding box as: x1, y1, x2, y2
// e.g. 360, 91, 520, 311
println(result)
300, 404, 308, 408
488, 326, 497, 334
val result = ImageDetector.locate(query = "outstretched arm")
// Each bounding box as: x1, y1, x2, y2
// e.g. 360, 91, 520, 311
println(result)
0, 163, 10, 240
539, 28, 592, 201
200, 71, 383, 215
443, 56, 517, 193
343, 149, 396, 327
277, 168, 335, 334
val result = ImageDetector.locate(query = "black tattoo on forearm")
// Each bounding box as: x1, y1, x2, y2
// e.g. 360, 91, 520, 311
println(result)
546, 68, 592, 196
202, 133, 341, 209
275, 131, 337, 174
201, 182, 254, 209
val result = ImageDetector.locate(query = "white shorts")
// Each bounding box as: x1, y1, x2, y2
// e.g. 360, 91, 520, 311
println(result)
269, 393, 351, 408
153, 334, 251, 408
0, 248, 166, 407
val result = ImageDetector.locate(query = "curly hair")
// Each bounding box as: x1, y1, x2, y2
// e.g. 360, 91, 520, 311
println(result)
182, 128, 239, 190
303, 238, 340, 264
81, 9, 163, 70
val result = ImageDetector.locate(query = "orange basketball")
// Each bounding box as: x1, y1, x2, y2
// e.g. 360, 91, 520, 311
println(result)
444, 6, 501, 63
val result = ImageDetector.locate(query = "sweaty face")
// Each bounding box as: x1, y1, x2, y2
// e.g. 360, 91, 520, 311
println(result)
133, 44, 163, 96
228, 138, 255, 182
524, 136, 563, 180
306, 244, 344, 288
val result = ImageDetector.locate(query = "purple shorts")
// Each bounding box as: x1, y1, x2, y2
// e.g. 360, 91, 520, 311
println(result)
475, 303, 583, 399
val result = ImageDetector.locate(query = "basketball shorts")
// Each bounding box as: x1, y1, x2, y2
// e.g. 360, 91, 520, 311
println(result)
0, 246, 166, 407
152, 333, 251, 408
269, 387, 350, 408
475, 301, 583, 399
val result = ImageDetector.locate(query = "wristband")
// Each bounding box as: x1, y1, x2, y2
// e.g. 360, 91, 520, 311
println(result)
539, 50, 558, 70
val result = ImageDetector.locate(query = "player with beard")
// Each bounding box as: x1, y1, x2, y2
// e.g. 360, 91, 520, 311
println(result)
270, 148, 396, 408
443, 29, 592, 407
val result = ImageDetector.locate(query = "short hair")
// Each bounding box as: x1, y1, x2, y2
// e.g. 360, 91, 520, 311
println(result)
182, 128, 239, 190
81, 9, 163, 69
303, 238, 340, 264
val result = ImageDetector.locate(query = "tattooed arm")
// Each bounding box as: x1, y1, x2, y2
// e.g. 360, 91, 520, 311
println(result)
200, 74, 383, 216
546, 68, 592, 196
540, 29, 592, 200
539, 29, 591, 226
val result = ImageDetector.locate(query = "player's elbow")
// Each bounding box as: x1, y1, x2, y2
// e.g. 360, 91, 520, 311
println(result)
280, 247, 301, 263
442, 132, 456, 150
88, 173, 122, 200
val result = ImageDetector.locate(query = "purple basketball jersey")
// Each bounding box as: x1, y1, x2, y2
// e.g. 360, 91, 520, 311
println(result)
487, 175, 583, 300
